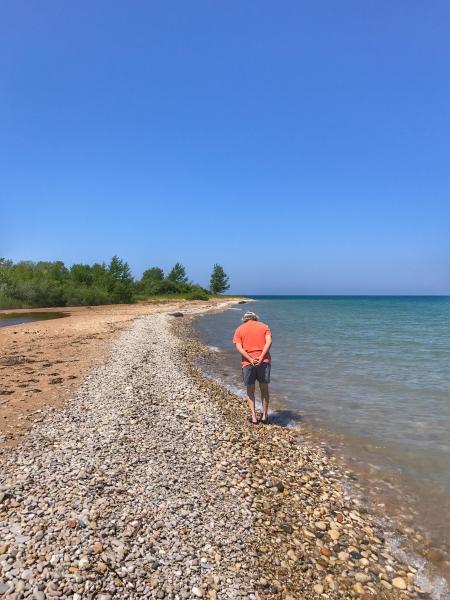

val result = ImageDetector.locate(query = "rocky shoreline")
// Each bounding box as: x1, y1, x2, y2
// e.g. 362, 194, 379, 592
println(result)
0, 310, 444, 598
177, 317, 447, 600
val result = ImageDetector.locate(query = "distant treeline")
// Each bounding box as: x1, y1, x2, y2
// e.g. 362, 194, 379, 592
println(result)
0, 257, 230, 309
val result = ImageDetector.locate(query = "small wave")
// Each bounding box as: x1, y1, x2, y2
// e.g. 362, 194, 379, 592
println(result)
208, 346, 221, 353
385, 532, 449, 600
415, 570, 449, 600
222, 382, 246, 398
194, 359, 244, 396
286, 420, 301, 430
207, 373, 246, 398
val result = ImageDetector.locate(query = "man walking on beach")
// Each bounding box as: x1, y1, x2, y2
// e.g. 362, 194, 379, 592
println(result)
233, 311, 272, 425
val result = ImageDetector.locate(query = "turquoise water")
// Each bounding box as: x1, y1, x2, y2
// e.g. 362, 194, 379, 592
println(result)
196, 296, 450, 565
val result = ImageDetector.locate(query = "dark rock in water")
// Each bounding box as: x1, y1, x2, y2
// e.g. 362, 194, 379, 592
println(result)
169, 312, 184, 317
238, 301, 246, 304
424, 547, 445, 563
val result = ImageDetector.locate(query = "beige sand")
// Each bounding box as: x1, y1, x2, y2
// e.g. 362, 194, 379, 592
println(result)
0, 299, 237, 447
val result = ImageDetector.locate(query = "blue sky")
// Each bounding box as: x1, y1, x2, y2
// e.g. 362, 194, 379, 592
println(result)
1, 1, 449, 294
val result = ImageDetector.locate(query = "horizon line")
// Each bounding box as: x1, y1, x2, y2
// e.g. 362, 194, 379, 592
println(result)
236, 293, 450, 297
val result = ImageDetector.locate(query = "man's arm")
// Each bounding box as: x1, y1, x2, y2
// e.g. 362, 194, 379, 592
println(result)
256, 333, 272, 365
235, 342, 254, 365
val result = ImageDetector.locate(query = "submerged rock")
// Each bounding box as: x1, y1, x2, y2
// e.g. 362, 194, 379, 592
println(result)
392, 576, 407, 589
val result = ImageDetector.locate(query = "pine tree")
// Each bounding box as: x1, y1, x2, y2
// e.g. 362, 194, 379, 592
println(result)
108, 255, 132, 283
210, 264, 230, 294
167, 262, 188, 283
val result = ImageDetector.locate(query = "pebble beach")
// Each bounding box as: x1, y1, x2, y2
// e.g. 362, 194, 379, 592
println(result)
0, 306, 446, 599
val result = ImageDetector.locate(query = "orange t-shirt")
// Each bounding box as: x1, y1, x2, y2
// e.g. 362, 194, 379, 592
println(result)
233, 320, 272, 367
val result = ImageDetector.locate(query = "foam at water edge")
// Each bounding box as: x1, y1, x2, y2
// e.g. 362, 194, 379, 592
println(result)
201, 370, 246, 399
383, 529, 449, 599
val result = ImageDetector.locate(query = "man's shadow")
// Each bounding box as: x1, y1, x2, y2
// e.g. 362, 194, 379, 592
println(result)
269, 409, 303, 427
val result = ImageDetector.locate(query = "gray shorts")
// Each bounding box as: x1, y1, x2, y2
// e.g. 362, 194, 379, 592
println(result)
242, 362, 271, 385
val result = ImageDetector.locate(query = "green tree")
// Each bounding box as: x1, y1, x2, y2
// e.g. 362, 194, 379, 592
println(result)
0, 258, 15, 308
108, 255, 132, 284
139, 267, 165, 295
142, 267, 164, 284
107, 256, 133, 303
0, 255, 220, 308
210, 264, 230, 294
91, 263, 110, 288
70, 264, 94, 285
0, 258, 13, 286
167, 262, 188, 283
36, 261, 69, 283
0, 257, 137, 308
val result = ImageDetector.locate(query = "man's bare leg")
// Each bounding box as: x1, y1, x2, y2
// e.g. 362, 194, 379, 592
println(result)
246, 384, 258, 423
259, 383, 270, 422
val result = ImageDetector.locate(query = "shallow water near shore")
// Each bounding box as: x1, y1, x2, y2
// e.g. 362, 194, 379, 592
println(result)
0, 311, 68, 328
195, 296, 450, 589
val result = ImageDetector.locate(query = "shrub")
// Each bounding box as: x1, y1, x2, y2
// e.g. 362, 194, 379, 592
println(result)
186, 286, 209, 301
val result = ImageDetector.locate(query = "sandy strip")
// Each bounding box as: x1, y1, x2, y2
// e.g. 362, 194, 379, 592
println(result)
0, 300, 236, 447
0, 307, 441, 599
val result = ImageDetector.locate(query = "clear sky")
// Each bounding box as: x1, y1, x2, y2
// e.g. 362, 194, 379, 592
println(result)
1, 1, 449, 294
